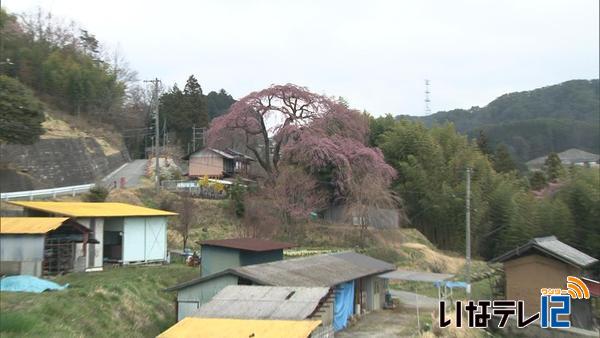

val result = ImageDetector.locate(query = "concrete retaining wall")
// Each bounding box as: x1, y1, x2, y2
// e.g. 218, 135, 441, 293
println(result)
0, 137, 127, 192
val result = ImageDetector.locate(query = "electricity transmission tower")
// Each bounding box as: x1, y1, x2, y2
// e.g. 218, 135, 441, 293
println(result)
424, 79, 431, 115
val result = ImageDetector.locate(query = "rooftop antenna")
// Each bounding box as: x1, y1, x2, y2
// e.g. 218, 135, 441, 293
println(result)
424, 79, 431, 115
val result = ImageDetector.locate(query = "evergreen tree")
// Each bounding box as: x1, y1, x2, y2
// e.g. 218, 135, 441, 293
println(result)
492, 144, 517, 173
476, 129, 492, 155
544, 152, 564, 181
183, 75, 208, 129
529, 171, 547, 190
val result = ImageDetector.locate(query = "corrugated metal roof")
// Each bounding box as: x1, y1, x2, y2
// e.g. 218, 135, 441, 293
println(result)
200, 238, 296, 251
165, 251, 395, 291
379, 270, 454, 282
0, 217, 69, 234
9, 202, 177, 217
157, 318, 321, 338
233, 251, 395, 287
194, 285, 329, 320
492, 236, 598, 268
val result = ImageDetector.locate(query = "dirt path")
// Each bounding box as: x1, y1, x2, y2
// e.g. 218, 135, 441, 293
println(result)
336, 310, 421, 338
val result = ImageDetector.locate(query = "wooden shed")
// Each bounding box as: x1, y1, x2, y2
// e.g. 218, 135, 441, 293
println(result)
492, 236, 598, 330
183, 148, 254, 178
9, 202, 177, 270
0, 217, 97, 276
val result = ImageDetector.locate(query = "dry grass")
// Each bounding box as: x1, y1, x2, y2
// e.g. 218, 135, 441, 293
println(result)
105, 189, 144, 205
40, 111, 122, 155
401, 243, 466, 274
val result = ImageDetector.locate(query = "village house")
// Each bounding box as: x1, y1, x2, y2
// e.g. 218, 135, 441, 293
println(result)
199, 238, 295, 276
165, 251, 395, 330
183, 148, 254, 178
0, 217, 98, 277
9, 201, 177, 270
194, 285, 333, 337
492, 236, 598, 331
526, 148, 600, 170
158, 317, 322, 338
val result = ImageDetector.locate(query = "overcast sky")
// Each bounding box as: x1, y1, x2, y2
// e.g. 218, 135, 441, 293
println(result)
3, 0, 599, 116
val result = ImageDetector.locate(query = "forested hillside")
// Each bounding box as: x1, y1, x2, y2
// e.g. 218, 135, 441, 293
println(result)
400, 80, 600, 162
0, 8, 235, 156
370, 117, 599, 263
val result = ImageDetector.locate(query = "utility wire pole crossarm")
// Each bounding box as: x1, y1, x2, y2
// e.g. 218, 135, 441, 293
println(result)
144, 78, 161, 192
465, 167, 472, 298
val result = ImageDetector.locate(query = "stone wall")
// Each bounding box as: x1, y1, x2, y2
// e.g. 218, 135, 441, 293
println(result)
0, 137, 127, 192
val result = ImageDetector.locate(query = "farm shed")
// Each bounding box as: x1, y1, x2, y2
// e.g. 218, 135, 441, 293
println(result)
183, 148, 254, 178
166, 251, 395, 328
199, 238, 295, 276
9, 202, 177, 270
0, 217, 97, 277
492, 236, 598, 330
194, 285, 333, 338
158, 317, 321, 338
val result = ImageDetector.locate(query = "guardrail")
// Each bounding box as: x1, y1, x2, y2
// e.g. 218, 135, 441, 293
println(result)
0, 183, 95, 201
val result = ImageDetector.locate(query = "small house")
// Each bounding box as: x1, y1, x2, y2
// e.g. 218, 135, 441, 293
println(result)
492, 236, 598, 330
0, 217, 98, 277
183, 148, 254, 178
199, 238, 295, 276
166, 251, 395, 328
158, 317, 322, 338
9, 202, 177, 271
194, 285, 333, 337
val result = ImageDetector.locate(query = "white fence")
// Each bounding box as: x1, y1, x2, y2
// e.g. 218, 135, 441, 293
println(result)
0, 183, 95, 201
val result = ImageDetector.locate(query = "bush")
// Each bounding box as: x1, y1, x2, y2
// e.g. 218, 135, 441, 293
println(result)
84, 186, 109, 202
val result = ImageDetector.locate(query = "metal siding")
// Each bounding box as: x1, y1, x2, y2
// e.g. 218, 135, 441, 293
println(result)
145, 217, 167, 261
0, 235, 45, 261
123, 217, 146, 262
201, 246, 240, 276
177, 274, 238, 321
240, 250, 283, 266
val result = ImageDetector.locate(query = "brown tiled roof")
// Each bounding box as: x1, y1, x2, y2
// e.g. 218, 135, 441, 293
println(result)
199, 238, 296, 251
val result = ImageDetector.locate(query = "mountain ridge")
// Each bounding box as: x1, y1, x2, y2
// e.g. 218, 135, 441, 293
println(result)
397, 79, 600, 162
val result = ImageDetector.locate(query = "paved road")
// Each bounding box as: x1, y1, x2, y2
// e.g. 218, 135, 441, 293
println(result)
336, 310, 417, 338
389, 290, 438, 309
103, 159, 147, 188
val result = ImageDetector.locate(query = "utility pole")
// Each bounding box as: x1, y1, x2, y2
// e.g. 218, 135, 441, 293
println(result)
192, 124, 196, 152
163, 118, 167, 149
465, 167, 472, 298
144, 78, 161, 192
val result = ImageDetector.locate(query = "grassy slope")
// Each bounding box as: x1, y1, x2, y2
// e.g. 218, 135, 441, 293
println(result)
0, 265, 197, 338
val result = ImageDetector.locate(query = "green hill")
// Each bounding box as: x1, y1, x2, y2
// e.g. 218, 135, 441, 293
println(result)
399, 79, 600, 162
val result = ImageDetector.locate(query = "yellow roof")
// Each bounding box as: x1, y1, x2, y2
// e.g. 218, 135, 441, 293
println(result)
158, 318, 321, 338
9, 202, 177, 217
0, 217, 70, 234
